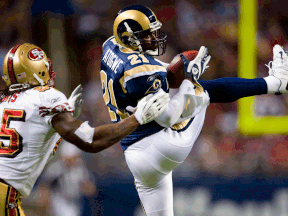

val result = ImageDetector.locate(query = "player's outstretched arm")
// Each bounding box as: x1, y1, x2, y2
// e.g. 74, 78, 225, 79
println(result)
52, 91, 169, 153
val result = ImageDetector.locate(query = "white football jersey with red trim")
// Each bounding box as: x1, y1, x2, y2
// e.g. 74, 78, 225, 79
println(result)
0, 86, 72, 197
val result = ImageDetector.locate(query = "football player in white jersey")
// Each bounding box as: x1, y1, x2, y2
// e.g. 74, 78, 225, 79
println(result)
101, 5, 288, 216
0, 43, 170, 215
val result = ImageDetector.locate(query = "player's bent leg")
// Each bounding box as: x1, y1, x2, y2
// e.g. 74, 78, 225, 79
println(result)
124, 103, 207, 215
125, 108, 206, 216
125, 146, 174, 215
0, 182, 25, 216
153, 107, 207, 163
135, 172, 174, 216
125, 143, 175, 216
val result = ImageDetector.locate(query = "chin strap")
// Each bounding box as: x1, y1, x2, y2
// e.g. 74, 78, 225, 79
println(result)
9, 83, 30, 92
9, 73, 45, 92
145, 49, 159, 56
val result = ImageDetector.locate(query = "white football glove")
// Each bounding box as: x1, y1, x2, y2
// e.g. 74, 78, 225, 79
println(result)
68, 84, 83, 119
134, 89, 170, 125
180, 46, 211, 81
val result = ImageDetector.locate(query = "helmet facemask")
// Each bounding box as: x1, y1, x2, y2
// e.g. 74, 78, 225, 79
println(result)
123, 20, 167, 56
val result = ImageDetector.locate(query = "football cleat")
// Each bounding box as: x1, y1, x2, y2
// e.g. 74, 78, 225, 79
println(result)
266, 44, 288, 94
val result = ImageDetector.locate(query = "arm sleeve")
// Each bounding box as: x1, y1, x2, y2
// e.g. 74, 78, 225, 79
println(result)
154, 80, 210, 128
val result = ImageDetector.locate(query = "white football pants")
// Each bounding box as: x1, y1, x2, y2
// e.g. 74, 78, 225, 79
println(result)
124, 107, 207, 216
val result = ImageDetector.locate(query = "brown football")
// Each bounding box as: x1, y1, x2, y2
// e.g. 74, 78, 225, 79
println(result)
166, 50, 203, 95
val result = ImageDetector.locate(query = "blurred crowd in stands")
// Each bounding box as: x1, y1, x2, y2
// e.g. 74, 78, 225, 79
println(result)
1, 0, 288, 215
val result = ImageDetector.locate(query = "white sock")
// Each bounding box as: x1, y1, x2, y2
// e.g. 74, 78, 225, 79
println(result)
263, 76, 281, 93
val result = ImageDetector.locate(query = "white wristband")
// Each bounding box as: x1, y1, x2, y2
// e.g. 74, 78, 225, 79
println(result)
74, 121, 94, 144
134, 111, 142, 124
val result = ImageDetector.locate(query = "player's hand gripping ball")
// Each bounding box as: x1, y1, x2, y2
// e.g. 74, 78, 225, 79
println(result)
167, 50, 207, 95
167, 50, 199, 88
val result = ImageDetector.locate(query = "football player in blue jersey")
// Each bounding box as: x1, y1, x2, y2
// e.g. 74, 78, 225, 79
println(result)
100, 5, 288, 216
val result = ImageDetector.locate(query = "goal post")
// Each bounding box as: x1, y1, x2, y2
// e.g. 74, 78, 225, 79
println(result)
238, 0, 288, 135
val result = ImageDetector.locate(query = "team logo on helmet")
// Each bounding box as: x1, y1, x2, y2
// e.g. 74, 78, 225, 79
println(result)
28, 48, 45, 61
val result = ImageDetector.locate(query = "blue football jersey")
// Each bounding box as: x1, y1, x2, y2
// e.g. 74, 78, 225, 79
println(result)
100, 36, 169, 151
